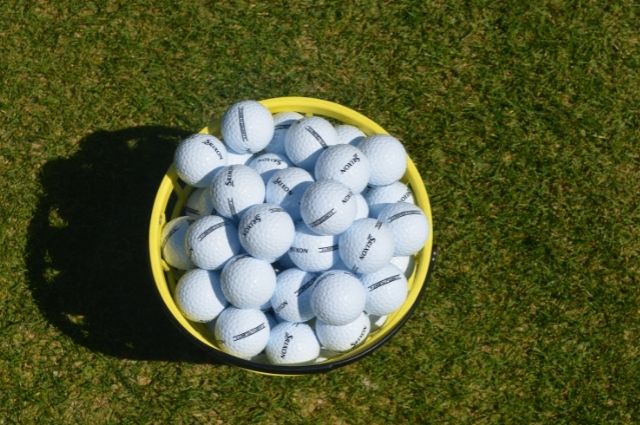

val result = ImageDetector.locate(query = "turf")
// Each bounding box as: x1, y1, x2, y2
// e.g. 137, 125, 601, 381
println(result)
1, 1, 639, 423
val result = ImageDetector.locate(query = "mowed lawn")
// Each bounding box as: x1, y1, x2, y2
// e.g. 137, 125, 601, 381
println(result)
1, 1, 638, 423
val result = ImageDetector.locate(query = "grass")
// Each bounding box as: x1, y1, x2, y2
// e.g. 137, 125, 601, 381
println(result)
1, 0, 639, 423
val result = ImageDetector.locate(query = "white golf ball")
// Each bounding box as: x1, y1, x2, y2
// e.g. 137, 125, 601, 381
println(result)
185, 215, 242, 270
266, 322, 320, 365
284, 116, 339, 171
335, 124, 366, 146
358, 134, 407, 186
314, 144, 371, 193
266, 111, 304, 157
221, 100, 274, 153
390, 255, 416, 278
310, 270, 366, 326
161, 216, 194, 270
315, 312, 370, 352
377, 202, 429, 256
183, 188, 216, 218
338, 218, 395, 274
265, 167, 314, 221
248, 152, 290, 183
359, 263, 408, 316
174, 134, 227, 188
174, 269, 227, 322
237, 203, 295, 262
288, 221, 340, 272
353, 193, 369, 220
362, 181, 415, 217
213, 307, 270, 359
300, 180, 357, 236
220, 254, 276, 309
209, 165, 265, 220
270, 268, 318, 323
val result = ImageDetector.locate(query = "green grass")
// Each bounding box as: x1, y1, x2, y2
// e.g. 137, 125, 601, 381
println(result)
1, 1, 639, 423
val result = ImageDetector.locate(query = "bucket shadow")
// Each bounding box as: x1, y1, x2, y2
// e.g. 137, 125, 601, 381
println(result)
26, 126, 213, 362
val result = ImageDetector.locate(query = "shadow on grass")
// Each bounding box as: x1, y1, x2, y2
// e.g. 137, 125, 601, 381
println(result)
26, 126, 213, 363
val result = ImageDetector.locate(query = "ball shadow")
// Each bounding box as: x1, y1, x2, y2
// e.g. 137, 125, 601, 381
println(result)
26, 126, 213, 362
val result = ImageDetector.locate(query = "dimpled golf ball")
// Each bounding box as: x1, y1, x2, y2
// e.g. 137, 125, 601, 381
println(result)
359, 263, 408, 316
353, 193, 370, 220
310, 270, 366, 326
221, 100, 274, 154
248, 152, 290, 183
266, 111, 304, 157
161, 216, 194, 270
362, 181, 415, 217
265, 167, 314, 221
183, 187, 216, 218
335, 124, 366, 146
270, 268, 318, 323
174, 269, 227, 322
185, 215, 242, 270
174, 134, 228, 188
237, 203, 295, 262
266, 322, 320, 365
284, 116, 339, 171
300, 180, 357, 236
377, 202, 428, 256
220, 254, 276, 309
213, 307, 270, 359
338, 218, 395, 274
358, 134, 407, 186
288, 221, 340, 272
314, 144, 371, 193
390, 255, 416, 278
209, 165, 265, 220
315, 312, 370, 352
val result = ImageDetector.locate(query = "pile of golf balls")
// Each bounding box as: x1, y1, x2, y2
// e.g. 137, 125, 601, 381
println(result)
164, 99, 430, 365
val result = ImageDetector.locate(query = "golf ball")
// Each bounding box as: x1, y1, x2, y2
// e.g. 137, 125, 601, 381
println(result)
314, 144, 371, 193
284, 116, 339, 171
338, 218, 395, 274
213, 307, 270, 359
265, 167, 314, 221
237, 203, 295, 262
209, 165, 265, 220
183, 187, 216, 218
377, 202, 428, 256
248, 152, 290, 183
315, 312, 370, 352
363, 181, 415, 217
226, 149, 254, 166
220, 254, 277, 309
174, 269, 227, 322
221, 100, 274, 153
185, 215, 242, 270
161, 216, 195, 270
266, 322, 320, 365
335, 124, 366, 146
358, 134, 407, 186
174, 133, 227, 188
266, 111, 303, 157
359, 263, 408, 316
270, 268, 318, 323
310, 270, 366, 326
300, 180, 357, 236
288, 221, 340, 272
390, 255, 416, 278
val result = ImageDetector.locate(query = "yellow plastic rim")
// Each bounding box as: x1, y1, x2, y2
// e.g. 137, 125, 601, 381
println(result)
148, 97, 434, 374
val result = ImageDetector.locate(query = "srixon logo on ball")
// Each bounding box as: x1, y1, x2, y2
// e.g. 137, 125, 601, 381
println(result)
272, 176, 293, 196
340, 153, 361, 174
341, 190, 354, 204
280, 331, 294, 359
224, 167, 234, 187
359, 234, 377, 260
202, 139, 224, 160
241, 214, 262, 237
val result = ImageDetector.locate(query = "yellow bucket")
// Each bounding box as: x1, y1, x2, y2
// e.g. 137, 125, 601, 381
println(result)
148, 97, 437, 375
